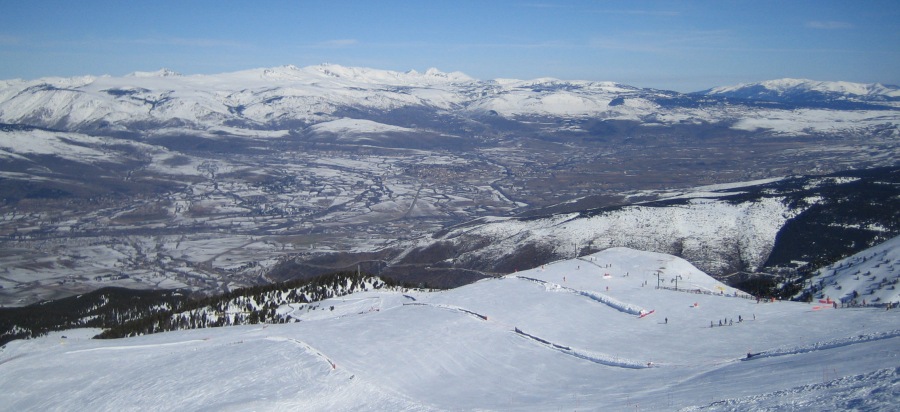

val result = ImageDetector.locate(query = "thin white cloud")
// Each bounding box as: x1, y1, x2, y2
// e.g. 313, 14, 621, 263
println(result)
805, 21, 854, 29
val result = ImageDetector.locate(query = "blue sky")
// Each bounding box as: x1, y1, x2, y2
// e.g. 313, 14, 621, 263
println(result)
1, 0, 898, 91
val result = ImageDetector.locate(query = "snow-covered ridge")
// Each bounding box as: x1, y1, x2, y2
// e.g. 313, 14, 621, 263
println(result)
408, 195, 800, 276
703, 78, 900, 102
0, 63, 493, 131
1, 65, 896, 136
127, 68, 182, 78
401, 169, 900, 281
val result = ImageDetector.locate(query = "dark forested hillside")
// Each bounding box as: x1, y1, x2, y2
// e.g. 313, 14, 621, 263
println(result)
764, 167, 900, 270
1, 272, 409, 346
0, 287, 188, 346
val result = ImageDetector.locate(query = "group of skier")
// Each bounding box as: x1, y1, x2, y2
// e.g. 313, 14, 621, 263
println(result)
710, 314, 753, 328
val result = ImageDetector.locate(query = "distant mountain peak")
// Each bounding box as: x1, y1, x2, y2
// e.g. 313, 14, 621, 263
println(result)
702, 78, 900, 103
423, 67, 447, 77
1, 64, 897, 135
126, 68, 181, 78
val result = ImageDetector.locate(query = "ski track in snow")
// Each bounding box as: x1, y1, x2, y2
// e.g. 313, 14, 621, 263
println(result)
64, 338, 208, 354
513, 327, 650, 369
744, 329, 900, 361
405, 301, 652, 369
267, 336, 338, 370
515, 276, 647, 316
402, 302, 489, 321
0, 353, 26, 366
680, 367, 900, 411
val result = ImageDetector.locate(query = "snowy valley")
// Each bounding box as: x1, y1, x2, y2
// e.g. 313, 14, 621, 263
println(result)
0, 64, 899, 410
1, 65, 898, 307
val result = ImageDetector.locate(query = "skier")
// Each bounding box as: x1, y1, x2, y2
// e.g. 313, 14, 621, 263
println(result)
664, 317, 668, 324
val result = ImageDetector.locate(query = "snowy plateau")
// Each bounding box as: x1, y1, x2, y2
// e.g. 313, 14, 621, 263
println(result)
1, 247, 898, 411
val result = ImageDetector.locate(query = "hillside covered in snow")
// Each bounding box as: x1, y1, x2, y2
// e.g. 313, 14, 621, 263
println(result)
701, 78, 900, 107
795, 235, 900, 306
393, 167, 900, 286
1, 247, 898, 410
1, 64, 898, 138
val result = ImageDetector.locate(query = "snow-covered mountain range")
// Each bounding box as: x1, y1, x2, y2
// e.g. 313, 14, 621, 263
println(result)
701, 78, 900, 106
2, 246, 897, 410
1, 64, 898, 307
1, 64, 897, 137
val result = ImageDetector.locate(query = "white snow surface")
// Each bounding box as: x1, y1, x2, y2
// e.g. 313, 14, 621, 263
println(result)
797, 234, 900, 306
0, 128, 118, 162
309, 118, 417, 134
1, 66, 897, 136
706, 78, 900, 99
418, 195, 801, 275
2, 247, 898, 411
0, 127, 204, 176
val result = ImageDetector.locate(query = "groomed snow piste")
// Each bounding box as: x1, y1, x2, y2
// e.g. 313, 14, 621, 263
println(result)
1, 247, 898, 411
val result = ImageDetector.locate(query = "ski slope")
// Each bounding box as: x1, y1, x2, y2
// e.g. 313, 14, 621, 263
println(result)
797, 235, 900, 306
1, 247, 898, 410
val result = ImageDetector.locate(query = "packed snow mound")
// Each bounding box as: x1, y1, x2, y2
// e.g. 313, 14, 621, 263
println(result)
2, 247, 897, 410
797, 235, 900, 306
587, 247, 743, 295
